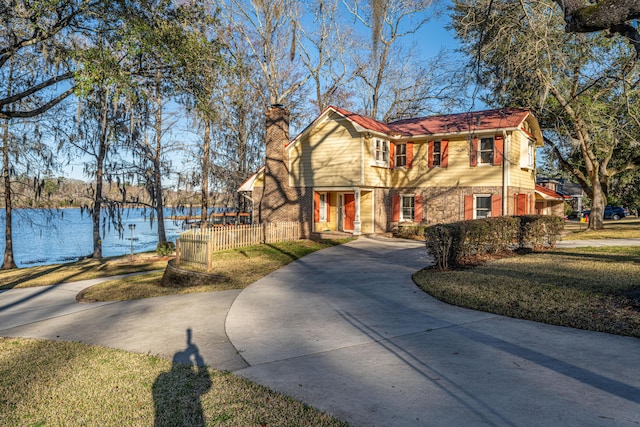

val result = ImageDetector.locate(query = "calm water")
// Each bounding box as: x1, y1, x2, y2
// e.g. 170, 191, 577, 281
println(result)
0, 207, 195, 268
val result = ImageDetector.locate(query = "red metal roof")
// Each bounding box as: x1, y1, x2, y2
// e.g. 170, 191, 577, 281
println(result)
288, 106, 536, 149
388, 108, 531, 136
324, 106, 531, 137
330, 106, 392, 134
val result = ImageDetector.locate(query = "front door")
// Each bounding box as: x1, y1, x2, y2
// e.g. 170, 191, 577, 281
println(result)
344, 193, 355, 231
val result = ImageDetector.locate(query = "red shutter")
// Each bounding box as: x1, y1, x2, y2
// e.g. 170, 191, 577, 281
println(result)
406, 142, 414, 168
515, 193, 527, 215
314, 192, 320, 222
494, 135, 504, 166
441, 140, 449, 168
414, 194, 423, 222
428, 141, 434, 168
392, 195, 400, 221
389, 143, 395, 169
492, 195, 502, 217
464, 195, 474, 220
470, 137, 478, 167
326, 193, 330, 221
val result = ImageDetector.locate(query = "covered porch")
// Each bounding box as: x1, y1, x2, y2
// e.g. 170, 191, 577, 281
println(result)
313, 188, 376, 236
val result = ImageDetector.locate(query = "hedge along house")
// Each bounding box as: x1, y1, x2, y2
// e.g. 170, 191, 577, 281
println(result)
239, 104, 547, 236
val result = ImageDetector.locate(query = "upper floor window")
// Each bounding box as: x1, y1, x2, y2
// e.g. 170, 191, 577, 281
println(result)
479, 138, 494, 165
395, 143, 406, 168
527, 140, 535, 168
374, 139, 389, 166
432, 141, 441, 167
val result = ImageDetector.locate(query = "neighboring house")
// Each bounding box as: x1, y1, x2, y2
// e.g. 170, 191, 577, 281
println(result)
239, 105, 551, 237
537, 177, 584, 213
534, 184, 571, 217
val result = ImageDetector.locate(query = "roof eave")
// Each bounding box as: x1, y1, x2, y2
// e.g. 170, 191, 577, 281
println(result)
392, 126, 522, 141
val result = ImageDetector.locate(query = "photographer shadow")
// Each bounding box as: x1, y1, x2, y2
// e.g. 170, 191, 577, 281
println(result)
153, 329, 212, 426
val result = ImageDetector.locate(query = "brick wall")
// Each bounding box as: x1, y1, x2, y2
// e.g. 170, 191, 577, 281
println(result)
386, 185, 537, 229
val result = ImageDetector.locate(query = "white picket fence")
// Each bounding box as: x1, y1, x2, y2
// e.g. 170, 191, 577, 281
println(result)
176, 222, 301, 271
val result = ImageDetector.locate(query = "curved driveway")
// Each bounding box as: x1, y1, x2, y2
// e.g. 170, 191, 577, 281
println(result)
2, 237, 639, 426
227, 237, 640, 426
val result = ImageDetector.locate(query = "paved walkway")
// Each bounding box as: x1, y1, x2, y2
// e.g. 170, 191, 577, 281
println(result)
0, 276, 247, 371
226, 237, 640, 426
1, 237, 639, 426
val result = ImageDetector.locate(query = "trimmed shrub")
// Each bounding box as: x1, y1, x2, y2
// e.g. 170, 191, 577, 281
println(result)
425, 215, 562, 271
156, 241, 176, 256
424, 223, 466, 271
517, 215, 564, 250
396, 224, 428, 240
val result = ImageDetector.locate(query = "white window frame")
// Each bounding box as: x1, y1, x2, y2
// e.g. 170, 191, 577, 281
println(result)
400, 194, 415, 222
373, 139, 390, 167
432, 141, 441, 167
319, 193, 327, 222
478, 137, 494, 165
395, 143, 406, 168
527, 140, 535, 168
474, 194, 492, 219
519, 132, 536, 170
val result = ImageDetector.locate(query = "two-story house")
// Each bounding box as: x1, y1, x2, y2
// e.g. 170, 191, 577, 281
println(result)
239, 104, 548, 237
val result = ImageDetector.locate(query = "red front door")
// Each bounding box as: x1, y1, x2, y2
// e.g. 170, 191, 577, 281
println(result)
344, 194, 355, 231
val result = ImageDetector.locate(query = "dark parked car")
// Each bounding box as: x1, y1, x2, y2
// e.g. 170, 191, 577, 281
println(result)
582, 206, 629, 220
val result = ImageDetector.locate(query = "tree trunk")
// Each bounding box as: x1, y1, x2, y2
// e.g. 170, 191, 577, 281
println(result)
154, 77, 167, 244
201, 119, 211, 227
92, 89, 110, 259
2, 58, 17, 270
1, 117, 17, 270
589, 176, 606, 230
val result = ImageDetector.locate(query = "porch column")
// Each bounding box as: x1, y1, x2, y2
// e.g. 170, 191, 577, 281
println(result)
353, 188, 362, 236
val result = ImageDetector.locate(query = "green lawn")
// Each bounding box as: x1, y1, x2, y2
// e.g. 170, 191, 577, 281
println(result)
82, 239, 352, 301
0, 253, 169, 290
0, 338, 347, 426
413, 246, 640, 338
562, 218, 640, 240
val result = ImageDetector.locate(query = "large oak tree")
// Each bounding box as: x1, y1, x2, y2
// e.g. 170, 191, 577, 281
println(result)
452, 0, 639, 229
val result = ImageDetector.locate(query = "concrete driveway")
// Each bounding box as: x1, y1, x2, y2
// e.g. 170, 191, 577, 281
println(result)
2, 237, 639, 426
226, 237, 640, 426
0, 276, 248, 371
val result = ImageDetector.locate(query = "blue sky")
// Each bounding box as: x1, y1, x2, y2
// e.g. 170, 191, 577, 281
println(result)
63, 3, 479, 182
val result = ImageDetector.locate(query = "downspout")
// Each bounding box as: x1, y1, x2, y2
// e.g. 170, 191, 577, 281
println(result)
503, 131, 509, 215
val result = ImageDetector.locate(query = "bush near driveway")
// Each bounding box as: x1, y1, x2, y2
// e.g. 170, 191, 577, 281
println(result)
413, 246, 640, 338
424, 215, 564, 271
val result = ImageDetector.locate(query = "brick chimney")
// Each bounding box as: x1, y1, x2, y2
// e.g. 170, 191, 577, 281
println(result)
257, 105, 291, 224
256, 105, 313, 236
265, 104, 289, 184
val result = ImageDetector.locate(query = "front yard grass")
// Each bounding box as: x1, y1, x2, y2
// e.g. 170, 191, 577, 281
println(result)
0, 337, 346, 427
9, 239, 352, 301
413, 246, 640, 338
562, 218, 640, 240
0, 253, 169, 290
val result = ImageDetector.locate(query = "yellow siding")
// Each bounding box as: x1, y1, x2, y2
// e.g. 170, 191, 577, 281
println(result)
288, 112, 362, 187
285, 115, 537, 193
508, 130, 536, 189
364, 137, 505, 188
253, 171, 264, 188
360, 190, 374, 234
